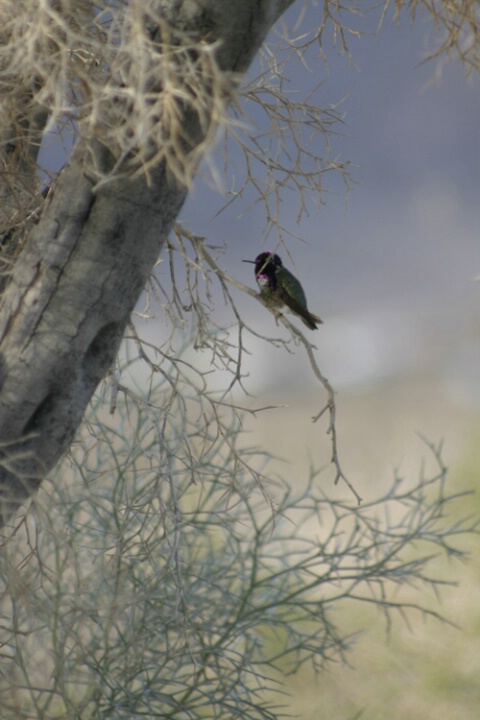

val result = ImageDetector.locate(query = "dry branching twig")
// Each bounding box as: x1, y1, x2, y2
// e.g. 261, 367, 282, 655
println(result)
0, 2, 479, 714
163, 228, 362, 504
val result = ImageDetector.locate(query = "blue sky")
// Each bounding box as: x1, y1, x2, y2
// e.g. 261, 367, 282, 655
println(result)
176, 3, 480, 394
37, 3, 480, 396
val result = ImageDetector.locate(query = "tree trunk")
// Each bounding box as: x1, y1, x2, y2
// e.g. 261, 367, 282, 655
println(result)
0, 0, 295, 521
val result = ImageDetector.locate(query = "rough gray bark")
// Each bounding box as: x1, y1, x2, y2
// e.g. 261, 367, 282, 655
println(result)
0, 0, 295, 521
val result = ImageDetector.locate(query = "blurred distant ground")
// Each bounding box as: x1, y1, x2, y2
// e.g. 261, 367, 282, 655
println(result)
241, 370, 480, 720
183, 3, 480, 715
244, 372, 479, 495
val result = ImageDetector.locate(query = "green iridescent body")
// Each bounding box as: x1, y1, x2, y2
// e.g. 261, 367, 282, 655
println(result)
245, 252, 322, 330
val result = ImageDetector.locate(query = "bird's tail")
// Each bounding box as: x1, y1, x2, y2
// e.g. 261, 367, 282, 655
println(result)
300, 310, 323, 330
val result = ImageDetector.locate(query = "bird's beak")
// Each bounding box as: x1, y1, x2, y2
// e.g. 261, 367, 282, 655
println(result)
242, 259, 255, 263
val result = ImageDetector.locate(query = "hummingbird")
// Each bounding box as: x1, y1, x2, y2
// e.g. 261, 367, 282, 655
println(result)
243, 251, 323, 330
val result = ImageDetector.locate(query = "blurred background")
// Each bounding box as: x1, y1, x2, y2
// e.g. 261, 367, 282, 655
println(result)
181, 5, 480, 406
173, 5, 480, 718
168, 5, 480, 479
39, 3, 480, 717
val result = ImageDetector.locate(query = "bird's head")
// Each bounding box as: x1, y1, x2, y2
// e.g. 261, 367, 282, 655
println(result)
243, 251, 282, 278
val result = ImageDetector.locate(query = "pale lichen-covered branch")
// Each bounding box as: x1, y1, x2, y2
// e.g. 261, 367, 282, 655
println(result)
0, 0, 295, 520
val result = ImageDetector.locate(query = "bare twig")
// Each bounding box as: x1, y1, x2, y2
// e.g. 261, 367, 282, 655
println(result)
178, 230, 362, 504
